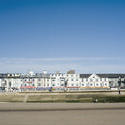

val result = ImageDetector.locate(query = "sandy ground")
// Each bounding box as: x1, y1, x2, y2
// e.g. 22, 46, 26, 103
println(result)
0, 103, 125, 125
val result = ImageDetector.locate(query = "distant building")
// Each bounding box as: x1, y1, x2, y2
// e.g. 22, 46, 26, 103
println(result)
0, 72, 125, 92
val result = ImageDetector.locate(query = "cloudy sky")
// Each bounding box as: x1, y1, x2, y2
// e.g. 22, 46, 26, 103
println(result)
0, 0, 125, 73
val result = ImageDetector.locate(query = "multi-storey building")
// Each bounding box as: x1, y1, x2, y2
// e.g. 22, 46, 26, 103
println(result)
80, 74, 109, 89
0, 71, 125, 92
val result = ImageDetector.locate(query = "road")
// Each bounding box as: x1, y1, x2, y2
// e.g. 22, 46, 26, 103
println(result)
0, 103, 125, 125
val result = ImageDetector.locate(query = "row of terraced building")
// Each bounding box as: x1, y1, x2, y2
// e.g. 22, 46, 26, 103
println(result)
0, 71, 125, 92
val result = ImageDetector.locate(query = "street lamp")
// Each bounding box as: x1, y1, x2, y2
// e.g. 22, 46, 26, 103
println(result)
64, 80, 68, 92
118, 77, 122, 94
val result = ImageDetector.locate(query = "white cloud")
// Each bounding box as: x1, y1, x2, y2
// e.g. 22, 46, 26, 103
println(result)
0, 57, 124, 73
0, 57, 120, 62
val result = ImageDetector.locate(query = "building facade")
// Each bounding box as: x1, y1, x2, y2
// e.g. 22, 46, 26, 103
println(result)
0, 71, 125, 92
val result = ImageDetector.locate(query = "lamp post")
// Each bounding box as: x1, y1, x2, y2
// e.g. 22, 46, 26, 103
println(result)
118, 77, 122, 94
64, 80, 68, 92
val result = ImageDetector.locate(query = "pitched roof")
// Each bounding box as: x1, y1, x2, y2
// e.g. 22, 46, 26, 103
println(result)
80, 74, 125, 78
97, 74, 125, 78
80, 74, 91, 78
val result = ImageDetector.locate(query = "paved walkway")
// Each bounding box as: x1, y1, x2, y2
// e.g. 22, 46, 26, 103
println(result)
0, 103, 125, 125
0, 103, 125, 111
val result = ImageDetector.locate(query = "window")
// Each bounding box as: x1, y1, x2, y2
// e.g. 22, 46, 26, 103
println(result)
61, 84, 64, 86
90, 79, 92, 82
71, 84, 74, 86
103, 78, 106, 81
38, 83, 41, 86
82, 84, 84, 86
90, 84, 93, 86
38, 78, 41, 81
9, 82, 11, 87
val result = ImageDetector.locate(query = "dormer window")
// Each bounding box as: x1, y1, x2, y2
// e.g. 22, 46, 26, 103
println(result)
90, 79, 92, 82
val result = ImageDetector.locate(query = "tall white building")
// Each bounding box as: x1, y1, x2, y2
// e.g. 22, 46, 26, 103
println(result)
0, 72, 125, 92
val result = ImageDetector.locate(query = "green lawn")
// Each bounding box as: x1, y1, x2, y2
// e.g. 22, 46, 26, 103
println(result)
0, 93, 125, 103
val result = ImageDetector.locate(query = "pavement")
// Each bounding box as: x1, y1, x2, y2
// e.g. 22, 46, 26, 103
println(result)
0, 103, 125, 125
0, 103, 125, 111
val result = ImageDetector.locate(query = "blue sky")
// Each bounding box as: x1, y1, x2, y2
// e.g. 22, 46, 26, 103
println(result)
0, 0, 125, 73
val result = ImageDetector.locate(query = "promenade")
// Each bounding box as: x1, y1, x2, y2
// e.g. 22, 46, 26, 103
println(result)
0, 103, 125, 125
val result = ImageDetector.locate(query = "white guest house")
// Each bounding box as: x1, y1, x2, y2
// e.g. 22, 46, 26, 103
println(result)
0, 71, 125, 92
